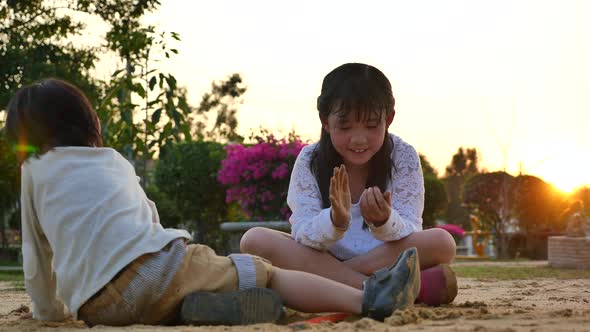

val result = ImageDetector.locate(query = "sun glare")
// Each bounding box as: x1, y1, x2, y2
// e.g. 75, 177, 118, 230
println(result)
532, 152, 590, 193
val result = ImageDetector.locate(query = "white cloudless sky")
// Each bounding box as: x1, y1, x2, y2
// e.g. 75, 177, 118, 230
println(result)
94, 0, 590, 192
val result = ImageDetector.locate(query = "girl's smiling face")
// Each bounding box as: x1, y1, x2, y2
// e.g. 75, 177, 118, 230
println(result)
323, 109, 393, 168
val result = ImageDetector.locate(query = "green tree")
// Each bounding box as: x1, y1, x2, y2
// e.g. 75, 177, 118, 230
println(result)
193, 74, 247, 143
154, 141, 228, 251
78, 0, 190, 184
511, 175, 567, 234
0, 127, 19, 248
97, 26, 193, 183
0, 1, 249, 253
463, 171, 514, 257
419, 153, 437, 178
423, 175, 448, 228
0, 0, 102, 110
445, 147, 479, 177
419, 154, 447, 228
444, 147, 480, 228
0, 0, 192, 178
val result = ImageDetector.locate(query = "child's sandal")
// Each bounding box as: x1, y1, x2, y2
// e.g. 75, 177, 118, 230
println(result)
361, 247, 421, 321
180, 288, 283, 325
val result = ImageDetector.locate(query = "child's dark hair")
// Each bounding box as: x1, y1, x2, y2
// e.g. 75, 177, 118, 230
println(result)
5, 78, 102, 158
311, 63, 395, 209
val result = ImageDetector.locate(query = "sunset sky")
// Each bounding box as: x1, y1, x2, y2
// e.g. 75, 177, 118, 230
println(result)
93, 0, 590, 192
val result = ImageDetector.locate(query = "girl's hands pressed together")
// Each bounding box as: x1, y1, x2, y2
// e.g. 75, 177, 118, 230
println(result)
329, 165, 352, 230
360, 187, 392, 228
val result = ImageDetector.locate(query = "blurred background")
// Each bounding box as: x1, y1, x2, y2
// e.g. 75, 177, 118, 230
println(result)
1, 0, 589, 259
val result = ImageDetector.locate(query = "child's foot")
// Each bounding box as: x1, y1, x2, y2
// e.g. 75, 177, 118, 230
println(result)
180, 288, 283, 325
416, 264, 458, 306
361, 247, 421, 321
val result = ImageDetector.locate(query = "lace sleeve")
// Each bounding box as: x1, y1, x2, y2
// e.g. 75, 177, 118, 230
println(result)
287, 145, 346, 250
369, 136, 424, 241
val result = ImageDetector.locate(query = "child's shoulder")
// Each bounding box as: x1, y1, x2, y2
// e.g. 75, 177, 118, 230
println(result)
389, 133, 419, 163
298, 143, 318, 160
25, 146, 129, 169
390, 133, 416, 152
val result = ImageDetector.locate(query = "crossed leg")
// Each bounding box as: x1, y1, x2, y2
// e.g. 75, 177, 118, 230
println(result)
240, 227, 456, 290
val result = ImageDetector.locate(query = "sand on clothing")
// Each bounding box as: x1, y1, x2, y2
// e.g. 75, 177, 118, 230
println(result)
1, 271, 589, 332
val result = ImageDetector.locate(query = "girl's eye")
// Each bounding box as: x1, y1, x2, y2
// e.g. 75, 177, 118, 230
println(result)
338, 127, 351, 130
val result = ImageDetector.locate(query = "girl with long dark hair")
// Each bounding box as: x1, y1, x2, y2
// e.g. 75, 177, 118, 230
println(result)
242, 63, 457, 306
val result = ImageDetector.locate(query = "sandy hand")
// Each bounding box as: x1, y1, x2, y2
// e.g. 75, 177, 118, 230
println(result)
329, 165, 352, 229
360, 187, 392, 227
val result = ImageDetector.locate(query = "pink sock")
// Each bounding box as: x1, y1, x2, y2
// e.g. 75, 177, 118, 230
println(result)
416, 265, 455, 306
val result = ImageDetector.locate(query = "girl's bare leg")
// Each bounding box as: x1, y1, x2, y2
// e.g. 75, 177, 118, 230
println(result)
268, 267, 363, 313
344, 228, 456, 277
241, 227, 455, 290
240, 227, 367, 289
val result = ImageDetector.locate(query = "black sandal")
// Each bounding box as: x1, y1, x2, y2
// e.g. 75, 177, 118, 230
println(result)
180, 288, 283, 326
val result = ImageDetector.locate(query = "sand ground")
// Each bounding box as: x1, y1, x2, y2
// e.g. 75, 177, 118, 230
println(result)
1, 266, 589, 331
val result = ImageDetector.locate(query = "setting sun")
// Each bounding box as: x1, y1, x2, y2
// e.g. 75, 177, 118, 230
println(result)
529, 149, 590, 193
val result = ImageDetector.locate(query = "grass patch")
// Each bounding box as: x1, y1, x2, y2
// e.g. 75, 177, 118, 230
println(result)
11, 280, 25, 291
454, 265, 590, 280
0, 271, 24, 282
0, 260, 21, 267
0, 271, 25, 291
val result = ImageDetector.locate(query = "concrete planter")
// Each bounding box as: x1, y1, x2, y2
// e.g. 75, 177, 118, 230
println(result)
548, 236, 590, 269
220, 221, 291, 254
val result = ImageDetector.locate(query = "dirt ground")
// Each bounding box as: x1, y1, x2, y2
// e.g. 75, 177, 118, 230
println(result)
1, 272, 589, 332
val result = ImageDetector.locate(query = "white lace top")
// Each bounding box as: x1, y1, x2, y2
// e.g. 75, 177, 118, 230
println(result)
287, 133, 424, 260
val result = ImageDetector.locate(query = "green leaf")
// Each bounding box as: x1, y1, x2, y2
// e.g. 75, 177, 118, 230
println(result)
136, 139, 145, 151
159, 73, 165, 88
111, 68, 125, 77
151, 108, 162, 123
163, 122, 172, 134
121, 110, 133, 123
166, 75, 177, 89
149, 76, 157, 90
182, 125, 192, 141
134, 83, 146, 98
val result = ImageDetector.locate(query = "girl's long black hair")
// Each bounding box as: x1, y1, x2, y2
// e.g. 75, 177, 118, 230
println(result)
311, 63, 395, 209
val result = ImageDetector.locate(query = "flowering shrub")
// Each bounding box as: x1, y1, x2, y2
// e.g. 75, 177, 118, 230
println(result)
218, 133, 307, 221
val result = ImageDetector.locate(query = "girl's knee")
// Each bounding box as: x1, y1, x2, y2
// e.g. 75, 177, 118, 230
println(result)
239, 227, 271, 256
431, 228, 456, 263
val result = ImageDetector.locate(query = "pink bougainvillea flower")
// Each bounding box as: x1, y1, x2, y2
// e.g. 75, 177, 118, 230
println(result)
218, 134, 307, 221
436, 224, 466, 238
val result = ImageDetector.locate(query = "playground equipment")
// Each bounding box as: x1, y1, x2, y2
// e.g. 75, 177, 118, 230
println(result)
456, 215, 491, 260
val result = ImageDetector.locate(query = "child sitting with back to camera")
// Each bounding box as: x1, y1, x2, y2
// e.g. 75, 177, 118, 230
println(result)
5, 78, 421, 326
241, 63, 458, 306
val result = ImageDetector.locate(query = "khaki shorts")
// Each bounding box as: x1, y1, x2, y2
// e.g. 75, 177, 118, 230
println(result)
79, 243, 274, 325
